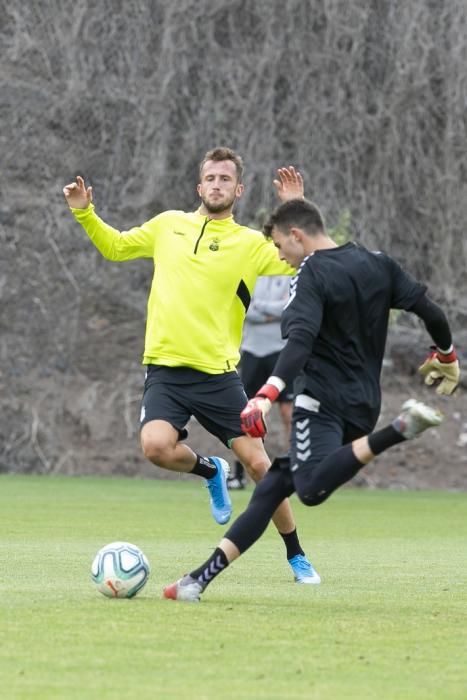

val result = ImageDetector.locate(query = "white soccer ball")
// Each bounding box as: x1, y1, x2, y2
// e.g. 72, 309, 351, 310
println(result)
91, 541, 150, 598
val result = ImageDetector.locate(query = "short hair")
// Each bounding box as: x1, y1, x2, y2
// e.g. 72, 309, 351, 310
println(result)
199, 147, 244, 182
263, 198, 325, 239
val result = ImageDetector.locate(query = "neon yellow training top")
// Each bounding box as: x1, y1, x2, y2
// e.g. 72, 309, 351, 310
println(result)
71, 205, 293, 373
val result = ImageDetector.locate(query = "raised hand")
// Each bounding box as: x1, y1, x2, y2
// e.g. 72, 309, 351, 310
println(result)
273, 166, 304, 202
63, 175, 93, 209
418, 347, 460, 396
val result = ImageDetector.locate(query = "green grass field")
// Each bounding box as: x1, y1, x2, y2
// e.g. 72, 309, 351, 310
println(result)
1, 475, 466, 699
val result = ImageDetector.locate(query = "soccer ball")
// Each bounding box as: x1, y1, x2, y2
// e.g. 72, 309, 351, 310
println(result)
91, 541, 150, 598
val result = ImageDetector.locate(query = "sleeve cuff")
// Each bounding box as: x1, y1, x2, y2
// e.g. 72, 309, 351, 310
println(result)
70, 203, 95, 220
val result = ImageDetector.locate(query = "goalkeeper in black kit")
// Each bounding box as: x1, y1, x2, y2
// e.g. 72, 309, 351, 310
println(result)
163, 198, 460, 602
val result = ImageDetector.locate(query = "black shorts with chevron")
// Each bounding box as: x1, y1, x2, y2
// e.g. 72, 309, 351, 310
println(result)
289, 392, 367, 480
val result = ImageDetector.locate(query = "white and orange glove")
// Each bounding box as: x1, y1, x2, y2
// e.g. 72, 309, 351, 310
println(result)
240, 379, 284, 438
418, 346, 460, 396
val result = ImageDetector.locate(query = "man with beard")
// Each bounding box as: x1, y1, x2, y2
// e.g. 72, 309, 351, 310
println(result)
63, 148, 320, 585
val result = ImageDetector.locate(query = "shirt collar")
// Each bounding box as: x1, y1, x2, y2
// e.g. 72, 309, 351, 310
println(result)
195, 208, 235, 223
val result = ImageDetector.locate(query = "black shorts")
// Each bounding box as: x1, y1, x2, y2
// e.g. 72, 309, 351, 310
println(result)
140, 365, 248, 447
240, 351, 294, 402
288, 392, 371, 488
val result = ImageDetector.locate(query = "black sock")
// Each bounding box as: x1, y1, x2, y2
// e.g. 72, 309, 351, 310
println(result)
233, 461, 245, 479
280, 528, 305, 560
368, 425, 406, 456
189, 547, 229, 588
190, 454, 217, 479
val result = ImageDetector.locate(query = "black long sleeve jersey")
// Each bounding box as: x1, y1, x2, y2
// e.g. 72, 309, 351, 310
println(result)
274, 242, 451, 432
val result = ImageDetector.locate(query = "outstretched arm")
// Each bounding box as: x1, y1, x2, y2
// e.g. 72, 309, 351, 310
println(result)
63, 176, 155, 261
273, 166, 304, 202
411, 294, 460, 395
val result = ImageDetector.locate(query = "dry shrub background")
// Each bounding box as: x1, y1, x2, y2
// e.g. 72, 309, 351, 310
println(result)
1, 0, 466, 478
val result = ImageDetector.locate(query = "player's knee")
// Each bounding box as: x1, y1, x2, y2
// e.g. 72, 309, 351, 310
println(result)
296, 488, 328, 507
243, 456, 269, 483
140, 434, 172, 466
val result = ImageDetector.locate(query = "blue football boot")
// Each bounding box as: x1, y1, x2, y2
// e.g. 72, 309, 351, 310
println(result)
205, 457, 232, 525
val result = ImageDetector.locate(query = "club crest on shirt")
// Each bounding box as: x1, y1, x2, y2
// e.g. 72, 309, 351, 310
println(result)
209, 238, 220, 251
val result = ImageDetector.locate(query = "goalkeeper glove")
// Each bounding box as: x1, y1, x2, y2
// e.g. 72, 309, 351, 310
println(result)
418, 346, 460, 396
240, 383, 281, 438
